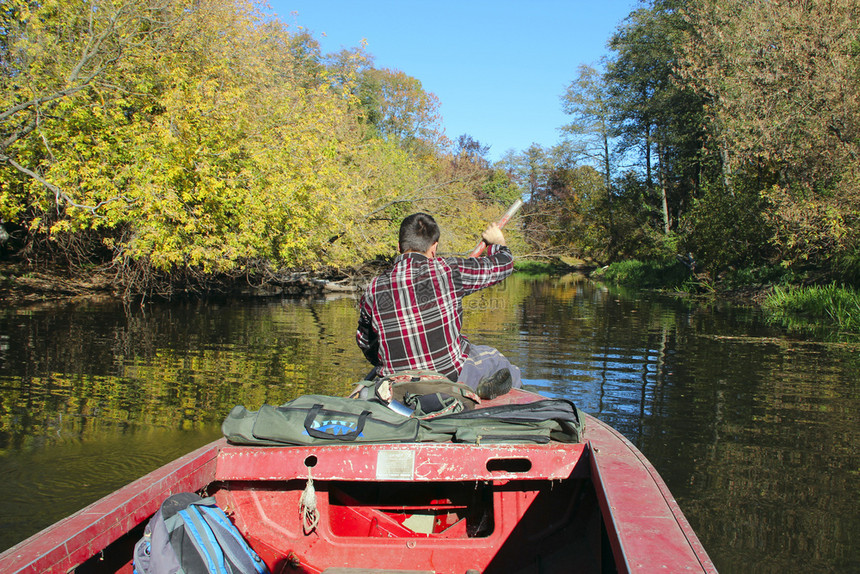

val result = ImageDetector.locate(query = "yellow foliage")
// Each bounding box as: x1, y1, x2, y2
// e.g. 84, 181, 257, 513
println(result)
1, 0, 523, 284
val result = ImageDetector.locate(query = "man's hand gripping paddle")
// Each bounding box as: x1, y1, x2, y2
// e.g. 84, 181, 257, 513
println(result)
468, 198, 524, 257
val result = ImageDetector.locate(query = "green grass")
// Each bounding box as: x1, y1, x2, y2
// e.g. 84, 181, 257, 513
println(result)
591, 259, 692, 290
719, 265, 794, 289
764, 283, 860, 334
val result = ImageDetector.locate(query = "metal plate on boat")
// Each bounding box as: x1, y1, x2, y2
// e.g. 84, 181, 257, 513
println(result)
376, 449, 415, 480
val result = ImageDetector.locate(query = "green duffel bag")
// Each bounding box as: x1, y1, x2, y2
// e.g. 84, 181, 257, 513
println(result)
419, 398, 586, 444
222, 395, 421, 446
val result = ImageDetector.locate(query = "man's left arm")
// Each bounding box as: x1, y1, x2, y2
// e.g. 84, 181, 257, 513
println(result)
356, 295, 381, 366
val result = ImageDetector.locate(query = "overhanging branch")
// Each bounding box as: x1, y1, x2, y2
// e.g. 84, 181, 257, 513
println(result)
0, 153, 129, 215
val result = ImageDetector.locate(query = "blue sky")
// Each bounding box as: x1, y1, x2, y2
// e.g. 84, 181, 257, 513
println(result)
267, 1, 640, 161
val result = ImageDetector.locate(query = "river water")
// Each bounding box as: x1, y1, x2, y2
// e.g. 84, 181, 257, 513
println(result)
0, 274, 857, 573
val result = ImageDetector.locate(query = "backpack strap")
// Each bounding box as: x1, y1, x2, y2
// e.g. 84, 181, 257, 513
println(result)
174, 506, 227, 573
134, 493, 270, 574
193, 499, 269, 574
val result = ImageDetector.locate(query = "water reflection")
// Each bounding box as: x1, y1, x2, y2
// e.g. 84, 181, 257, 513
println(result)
0, 276, 857, 573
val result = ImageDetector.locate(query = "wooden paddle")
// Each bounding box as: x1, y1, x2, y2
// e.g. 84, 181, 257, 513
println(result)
468, 198, 524, 257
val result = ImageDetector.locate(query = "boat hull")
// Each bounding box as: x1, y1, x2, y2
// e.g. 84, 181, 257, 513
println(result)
0, 390, 717, 573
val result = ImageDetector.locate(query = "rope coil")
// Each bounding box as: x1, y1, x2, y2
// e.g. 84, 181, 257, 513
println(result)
300, 466, 319, 534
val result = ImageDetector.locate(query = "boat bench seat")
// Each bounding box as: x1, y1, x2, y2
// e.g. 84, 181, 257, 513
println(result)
216, 443, 588, 483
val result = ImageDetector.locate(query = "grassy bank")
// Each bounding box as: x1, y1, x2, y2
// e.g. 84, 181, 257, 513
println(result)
592, 259, 860, 336
589, 259, 694, 290
763, 284, 860, 335
513, 258, 595, 275
513, 260, 566, 275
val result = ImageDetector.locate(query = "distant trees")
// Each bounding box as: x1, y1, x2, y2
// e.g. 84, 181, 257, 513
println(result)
454, 134, 491, 167
561, 64, 615, 191
7, 0, 854, 292
357, 67, 447, 153
520, 3, 708, 262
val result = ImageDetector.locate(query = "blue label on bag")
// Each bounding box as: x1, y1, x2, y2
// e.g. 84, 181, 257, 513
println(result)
304, 419, 363, 436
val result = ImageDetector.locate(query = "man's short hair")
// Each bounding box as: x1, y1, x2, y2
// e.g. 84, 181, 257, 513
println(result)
399, 213, 440, 253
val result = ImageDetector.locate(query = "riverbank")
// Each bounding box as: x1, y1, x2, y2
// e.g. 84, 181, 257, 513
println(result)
0, 256, 596, 307
0, 260, 364, 306
0, 261, 115, 305
591, 259, 860, 337
8, 258, 856, 341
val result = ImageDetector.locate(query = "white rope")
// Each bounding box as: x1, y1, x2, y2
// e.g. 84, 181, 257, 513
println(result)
300, 466, 319, 533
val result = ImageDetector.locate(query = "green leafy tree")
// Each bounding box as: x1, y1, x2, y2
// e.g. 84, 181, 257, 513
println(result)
561, 63, 617, 192
560, 63, 622, 257
607, 7, 665, 229
356, 67, 447, 154
607, 2, 707, 237
679, 0, 860, 281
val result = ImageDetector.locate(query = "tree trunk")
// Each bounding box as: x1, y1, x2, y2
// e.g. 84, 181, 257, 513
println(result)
657, 142, 670, 234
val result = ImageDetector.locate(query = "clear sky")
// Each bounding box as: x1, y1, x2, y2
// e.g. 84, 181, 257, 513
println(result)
267, 1, 640, 162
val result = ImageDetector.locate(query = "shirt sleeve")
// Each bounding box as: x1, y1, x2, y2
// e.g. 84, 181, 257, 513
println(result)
356, 289, 381, 366
450, 244, 514, 293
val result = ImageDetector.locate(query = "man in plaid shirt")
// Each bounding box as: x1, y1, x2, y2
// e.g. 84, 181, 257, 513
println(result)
356, 212, 521, 399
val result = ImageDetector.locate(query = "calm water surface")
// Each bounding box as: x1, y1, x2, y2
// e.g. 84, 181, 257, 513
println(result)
0, 275, 857, 573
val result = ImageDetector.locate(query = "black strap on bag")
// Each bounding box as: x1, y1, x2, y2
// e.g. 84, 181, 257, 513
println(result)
303, 404, 372, 441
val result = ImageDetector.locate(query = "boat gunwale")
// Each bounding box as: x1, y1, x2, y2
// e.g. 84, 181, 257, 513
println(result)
0, 439, 222, 573
215, 441, 588, 483
587, 415, 718, 574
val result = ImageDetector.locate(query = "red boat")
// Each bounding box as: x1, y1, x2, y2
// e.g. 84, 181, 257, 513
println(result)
0, 389, 717, 573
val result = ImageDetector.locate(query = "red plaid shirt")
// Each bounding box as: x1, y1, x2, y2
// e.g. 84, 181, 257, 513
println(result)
356, 245, 514, 380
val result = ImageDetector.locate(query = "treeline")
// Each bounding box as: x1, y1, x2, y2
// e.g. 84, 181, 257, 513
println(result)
3, 0, 858, 297
0, 0, 521, 296
510, 0, 859, 287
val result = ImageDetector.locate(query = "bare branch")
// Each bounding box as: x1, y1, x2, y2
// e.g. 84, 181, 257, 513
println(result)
0, 152, 129, 215
0, 84, 92, 125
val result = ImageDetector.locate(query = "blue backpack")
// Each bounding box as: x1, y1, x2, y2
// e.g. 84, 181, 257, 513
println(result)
133, 492, 269, 574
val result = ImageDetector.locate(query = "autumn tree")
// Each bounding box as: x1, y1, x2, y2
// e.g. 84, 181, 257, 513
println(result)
0, 0, 412, 290
679, 0, 860, 281
495, 144, 598, 257
446, 134, 520, 211
0, 0, 525, 296
0, 0, 180, 254
356, 67, 447, 154
454, 134, 491, 167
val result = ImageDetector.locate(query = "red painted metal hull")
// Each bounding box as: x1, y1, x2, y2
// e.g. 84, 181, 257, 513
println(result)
0, 390, 717, 573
